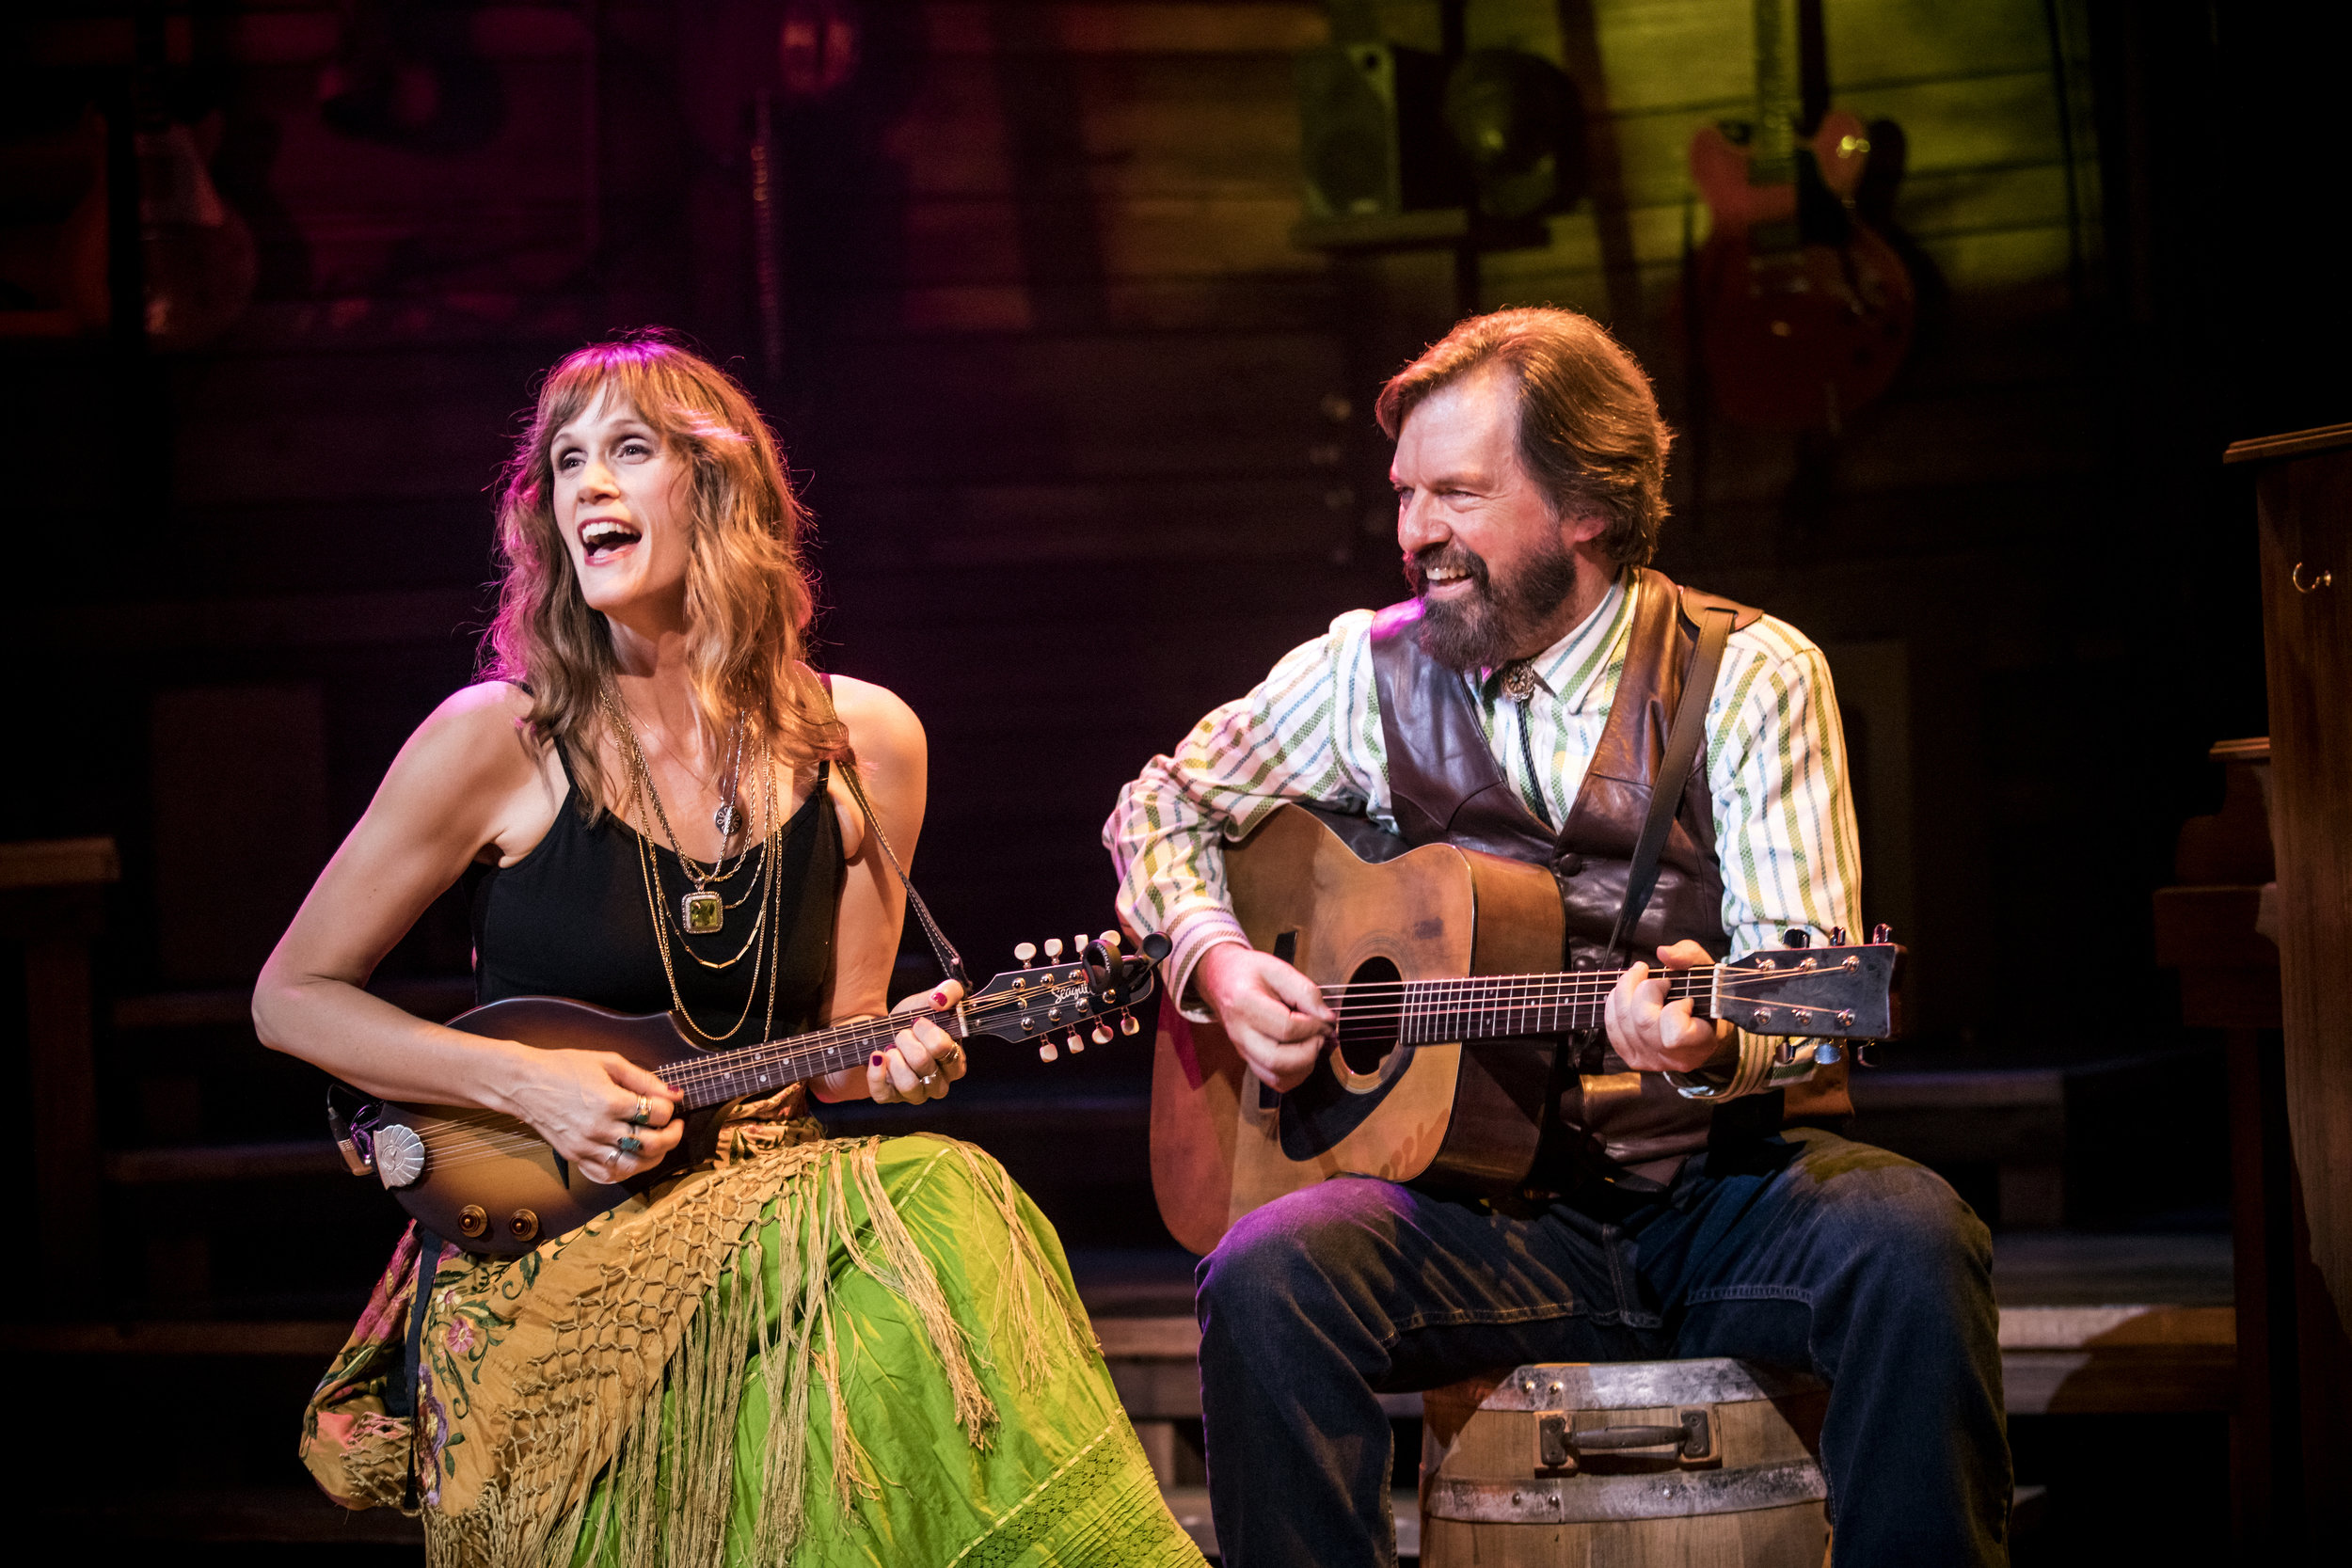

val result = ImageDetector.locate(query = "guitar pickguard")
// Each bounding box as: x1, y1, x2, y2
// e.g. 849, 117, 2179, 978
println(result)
1278, 1039, 1420, 1159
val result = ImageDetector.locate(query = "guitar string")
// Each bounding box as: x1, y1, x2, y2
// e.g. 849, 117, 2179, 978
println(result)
1313, 987, 1851, 1024
400, 961, 1855, 1168
1301, 960, 1863, 999
1309, 967, 1867, 1036
509, 958, 1836, 1101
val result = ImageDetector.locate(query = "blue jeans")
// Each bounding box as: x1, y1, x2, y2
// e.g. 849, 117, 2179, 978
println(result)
1195, 1128, 2010, 1566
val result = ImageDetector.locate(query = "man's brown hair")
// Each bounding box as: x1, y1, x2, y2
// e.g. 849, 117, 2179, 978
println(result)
1375, 307, 1672, 569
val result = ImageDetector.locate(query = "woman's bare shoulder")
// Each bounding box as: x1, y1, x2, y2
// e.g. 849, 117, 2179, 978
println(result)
825, 673, 924, 768
390, 680, 550, 799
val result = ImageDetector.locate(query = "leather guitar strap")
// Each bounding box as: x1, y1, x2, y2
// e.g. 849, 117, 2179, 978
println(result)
818, 673, 970, 989
1604, 602, 1738, 957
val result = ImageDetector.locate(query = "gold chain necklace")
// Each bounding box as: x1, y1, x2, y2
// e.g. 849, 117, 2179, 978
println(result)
603, 684, 753, 931
628, 732, 788, 1042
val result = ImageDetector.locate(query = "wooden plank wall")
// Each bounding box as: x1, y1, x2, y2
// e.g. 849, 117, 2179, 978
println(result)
0, 1, 2251, 1072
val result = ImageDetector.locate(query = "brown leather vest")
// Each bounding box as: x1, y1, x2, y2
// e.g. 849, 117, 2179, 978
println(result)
1368, 567, 1852, 1175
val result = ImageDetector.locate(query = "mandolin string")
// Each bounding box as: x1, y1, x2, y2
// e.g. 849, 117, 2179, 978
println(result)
652, 987, 1104, 1101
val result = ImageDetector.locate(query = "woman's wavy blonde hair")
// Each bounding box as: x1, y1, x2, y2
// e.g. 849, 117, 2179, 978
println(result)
483, 333, 845, 816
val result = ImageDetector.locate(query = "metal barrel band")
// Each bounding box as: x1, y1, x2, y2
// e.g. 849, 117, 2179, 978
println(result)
1425, 1458, 1827, 1525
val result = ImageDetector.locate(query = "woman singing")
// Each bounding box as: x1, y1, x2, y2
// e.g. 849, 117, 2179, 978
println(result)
254, 335, 1196, 1566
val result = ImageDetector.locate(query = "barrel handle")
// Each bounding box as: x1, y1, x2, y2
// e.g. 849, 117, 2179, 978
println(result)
1537, 1409, 1715, 1467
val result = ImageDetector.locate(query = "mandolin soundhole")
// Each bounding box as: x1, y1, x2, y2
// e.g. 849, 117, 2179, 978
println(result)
1333, 957, 1405, 1078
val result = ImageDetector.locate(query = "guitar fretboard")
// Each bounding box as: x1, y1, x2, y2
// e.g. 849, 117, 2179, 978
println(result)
1334, 967, 1715, 1047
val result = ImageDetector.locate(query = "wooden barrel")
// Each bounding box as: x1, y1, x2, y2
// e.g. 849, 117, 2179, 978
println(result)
1419, 1359, 1830, 1567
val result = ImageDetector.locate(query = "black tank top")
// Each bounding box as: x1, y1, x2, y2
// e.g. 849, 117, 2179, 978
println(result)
469, 750, 843, 1040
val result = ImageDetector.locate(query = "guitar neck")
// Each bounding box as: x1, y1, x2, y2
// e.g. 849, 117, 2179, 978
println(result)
1359, 966, 1717, 1047
654, 1008, 962, 1110
1748, 0, 1801, 185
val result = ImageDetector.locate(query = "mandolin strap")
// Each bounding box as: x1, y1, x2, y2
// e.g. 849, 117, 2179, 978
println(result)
1605, 601, 1739, 957
820, 673, 970, 988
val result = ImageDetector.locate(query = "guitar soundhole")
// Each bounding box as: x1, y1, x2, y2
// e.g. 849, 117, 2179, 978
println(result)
1334, 957, 1404, 1076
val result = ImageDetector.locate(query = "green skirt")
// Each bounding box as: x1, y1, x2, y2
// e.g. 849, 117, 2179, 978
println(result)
572, 1135, 1198, 1567
303, 1134, 1200, 1568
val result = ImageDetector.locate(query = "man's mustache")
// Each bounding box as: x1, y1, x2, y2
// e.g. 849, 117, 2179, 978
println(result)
1404, 546, 1491, 596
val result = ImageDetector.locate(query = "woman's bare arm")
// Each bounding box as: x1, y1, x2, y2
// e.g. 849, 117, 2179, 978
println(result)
807, 675, 963, 1103
252, 682, 685, 1179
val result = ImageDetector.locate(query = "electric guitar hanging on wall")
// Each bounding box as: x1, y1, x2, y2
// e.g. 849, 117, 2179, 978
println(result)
1689, 0, 1914, 433
334, 930, 1168, 1257
1149, 807, 1901, 1254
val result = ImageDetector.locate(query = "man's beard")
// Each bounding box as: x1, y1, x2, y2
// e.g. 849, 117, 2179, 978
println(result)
1406, 542, 1582, 672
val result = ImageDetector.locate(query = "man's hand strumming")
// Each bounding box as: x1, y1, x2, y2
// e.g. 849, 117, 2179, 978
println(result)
1194, 943, 1335, 1092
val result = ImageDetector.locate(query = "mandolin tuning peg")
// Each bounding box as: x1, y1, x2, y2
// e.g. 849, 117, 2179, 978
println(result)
1856, 1043, 1880, 1067
1828, 927, 1848, 947
1015, 942, 1038, 964
1119, 1012, 1140, 1036
1043, 939, 1064, 959
1066, 1031, 1086, 1054
1091, 1023, 1112, 1045
1038, 1038, 1059, 1063
1870, 924, 1892, 945
1813, 1042, 1844, 1067
1781, 928, 1810, 948
1775, 1039, 1800, 1066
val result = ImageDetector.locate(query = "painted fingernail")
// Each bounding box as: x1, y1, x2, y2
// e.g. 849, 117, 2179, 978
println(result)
871, 1053, 885, 1065
932, 990, 948, 1007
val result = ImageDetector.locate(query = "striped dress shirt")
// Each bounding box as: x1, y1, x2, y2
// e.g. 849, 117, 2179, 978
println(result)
1104, 573, 1865, 1034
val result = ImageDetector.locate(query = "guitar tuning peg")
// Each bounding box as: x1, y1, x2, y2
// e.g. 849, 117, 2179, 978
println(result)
1066, 1030, 1086, 1054
1870, 924, 1892, 944
1828, 927, 1848, 946
1073, 934, 1088, 958
1043, 938, 1064, 959
1090, 1023, 1112, 1045
1781, 928, 1811, 948
1015, 942, 1038, 964
1856, 1042, 1880, 1067
1119, 1012, 1140, 1036
1775, 1039, 1800, 1066
1100, 929, 1121, 950
1038, 1038, 1059, 1063
1813, 1042, 1844, 1067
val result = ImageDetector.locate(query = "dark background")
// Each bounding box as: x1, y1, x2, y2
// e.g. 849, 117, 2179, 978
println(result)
0, 2, 2344, 1551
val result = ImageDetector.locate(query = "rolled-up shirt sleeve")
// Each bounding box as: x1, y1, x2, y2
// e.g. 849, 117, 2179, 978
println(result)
1104, 610, 1387, 1017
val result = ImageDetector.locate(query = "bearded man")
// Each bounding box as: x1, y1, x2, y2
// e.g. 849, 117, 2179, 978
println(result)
1104, 308, 2010, 1566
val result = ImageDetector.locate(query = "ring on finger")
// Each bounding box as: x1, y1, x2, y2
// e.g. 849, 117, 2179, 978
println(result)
616, 1132, 644, 1157
628, 1095, 652, 1127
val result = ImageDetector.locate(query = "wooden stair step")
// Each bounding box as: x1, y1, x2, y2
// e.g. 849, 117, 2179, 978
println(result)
1099, 1306, 2235, 1418
28, 1485, 421, 1544
103, 1138, 348, 1184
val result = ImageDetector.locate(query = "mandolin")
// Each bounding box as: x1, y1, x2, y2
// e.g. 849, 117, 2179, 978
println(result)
1688, 0, 1914, 433
335, 931, 1167, 1256
1149, 806, 1899, 1253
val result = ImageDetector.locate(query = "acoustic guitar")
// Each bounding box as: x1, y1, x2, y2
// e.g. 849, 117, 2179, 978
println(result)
1149, 806, 1898, 1254
1688, 0, 1914, 433
336, 931, 1167, 1256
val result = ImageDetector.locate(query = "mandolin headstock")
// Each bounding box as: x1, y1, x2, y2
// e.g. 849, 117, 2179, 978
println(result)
961, 930, 1171, 1061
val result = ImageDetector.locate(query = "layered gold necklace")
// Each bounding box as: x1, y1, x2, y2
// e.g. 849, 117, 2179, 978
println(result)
602, 683, 787, 1043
